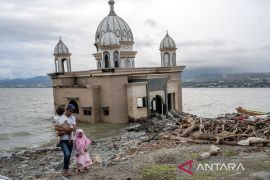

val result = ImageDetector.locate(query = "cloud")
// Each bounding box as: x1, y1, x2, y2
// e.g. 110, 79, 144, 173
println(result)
0, 0, 270, 78
177, 39, 235, 47
143, 19, 157, 27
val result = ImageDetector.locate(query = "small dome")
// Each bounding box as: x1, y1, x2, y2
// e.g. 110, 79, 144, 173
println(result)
100, 29, 120, 47
160, 32, 176, 49
95, 0, 134, 44
54, 38, 69, 55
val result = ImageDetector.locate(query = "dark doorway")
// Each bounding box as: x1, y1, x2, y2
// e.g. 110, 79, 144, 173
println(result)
151, 95, 163, 114
168, 93, 172, 110
104, 54, 110, 68
69, 100, 79, 113
114, 60, 119, 68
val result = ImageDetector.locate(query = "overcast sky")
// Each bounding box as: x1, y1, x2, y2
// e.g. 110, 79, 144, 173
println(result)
0, 0, 269, 78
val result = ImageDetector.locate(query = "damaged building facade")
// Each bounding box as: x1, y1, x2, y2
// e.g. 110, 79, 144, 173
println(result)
48, 0, 185, 123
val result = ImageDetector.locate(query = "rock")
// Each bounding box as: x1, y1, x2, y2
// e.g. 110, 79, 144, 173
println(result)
123, 124, 141, 132
163, 123, 178, 131
32, 171, 42, 178
54, 174, 70, 180
125, 131, 146, 139
250, 171, 270, 180
53, 160, 64, 170
209, 145, 220, 155
198, 152, 211, 160
0, 175, 10, 180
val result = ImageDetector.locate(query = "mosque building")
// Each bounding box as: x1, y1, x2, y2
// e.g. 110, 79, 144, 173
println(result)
48, 0, 185, 123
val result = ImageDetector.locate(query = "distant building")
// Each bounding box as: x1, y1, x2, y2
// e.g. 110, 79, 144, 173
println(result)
48, 0, 185, 123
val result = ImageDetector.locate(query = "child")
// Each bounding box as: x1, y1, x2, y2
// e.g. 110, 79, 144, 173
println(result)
75, 129, 92, 173
54, 107, 73, 147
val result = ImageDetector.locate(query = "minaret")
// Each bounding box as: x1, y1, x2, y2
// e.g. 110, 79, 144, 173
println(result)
159, 31, 177, 67
53, 37, 72, 73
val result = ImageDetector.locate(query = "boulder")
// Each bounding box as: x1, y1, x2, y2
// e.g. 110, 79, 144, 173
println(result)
198, 152, 211, 160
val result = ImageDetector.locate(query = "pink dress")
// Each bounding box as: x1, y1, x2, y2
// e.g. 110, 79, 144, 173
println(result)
75, 129, 93, 169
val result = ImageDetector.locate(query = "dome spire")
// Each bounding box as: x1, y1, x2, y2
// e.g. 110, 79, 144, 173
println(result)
108, 0, 116, 16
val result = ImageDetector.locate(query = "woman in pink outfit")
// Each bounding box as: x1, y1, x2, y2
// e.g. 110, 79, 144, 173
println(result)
74, 129, 93, 173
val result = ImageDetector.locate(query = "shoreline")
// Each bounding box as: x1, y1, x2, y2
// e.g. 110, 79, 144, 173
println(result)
1, 112, 270, 179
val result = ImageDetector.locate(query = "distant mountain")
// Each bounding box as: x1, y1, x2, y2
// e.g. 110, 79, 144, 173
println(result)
182, 71, 270, 88
0, 76, 51, 88
1, 71, 270, 88
183, 72, 270, 82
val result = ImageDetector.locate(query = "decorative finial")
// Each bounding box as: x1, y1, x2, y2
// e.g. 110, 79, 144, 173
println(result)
166, 30, 169, 36
59, 36, 62, 41
108, 0, 116, 16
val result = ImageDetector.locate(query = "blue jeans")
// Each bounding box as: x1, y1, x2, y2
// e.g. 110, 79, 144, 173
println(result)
60, 140, 73, 170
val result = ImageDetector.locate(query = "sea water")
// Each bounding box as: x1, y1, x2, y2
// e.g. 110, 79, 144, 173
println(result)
0, 88, 269, 152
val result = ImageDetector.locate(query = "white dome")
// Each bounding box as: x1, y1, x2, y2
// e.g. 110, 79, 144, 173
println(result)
160, 33, 176, 49
100, 30, 120, 47
95, 0, 134, 44
54, 38, 69, 55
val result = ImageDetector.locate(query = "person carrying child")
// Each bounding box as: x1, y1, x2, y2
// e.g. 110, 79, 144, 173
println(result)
54, 107, 73, 147
74, 129, 93, 173
54, 104, 76, 176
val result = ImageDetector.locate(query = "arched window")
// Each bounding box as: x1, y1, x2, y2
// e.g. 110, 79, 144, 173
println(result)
61, 58, 68, 72
104, 52, 110, 68
69, 100, 79, 113
172, 53, 176, 66
125, 59, 131, 68
116, 30, 121, 37
113, 51, 120, 68
164, 53, 170, 66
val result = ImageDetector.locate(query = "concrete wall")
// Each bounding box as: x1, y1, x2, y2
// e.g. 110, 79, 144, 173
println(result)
127, 82, 148, 121
88, 75, 129, 123
50, 68, 183, 123
165, 72, 183, 112
53, 87, 93, 122
52, 77, 75, 87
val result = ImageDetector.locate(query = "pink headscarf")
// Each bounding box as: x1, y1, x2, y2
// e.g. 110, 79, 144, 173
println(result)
75, 129, 91, 150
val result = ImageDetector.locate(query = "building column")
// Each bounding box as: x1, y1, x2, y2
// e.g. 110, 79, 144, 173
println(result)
110, 51, 114, 68
58, 60, 63, 72
67, 58, 71, 72
55, 60, 58, 72
161, 53, 164, 67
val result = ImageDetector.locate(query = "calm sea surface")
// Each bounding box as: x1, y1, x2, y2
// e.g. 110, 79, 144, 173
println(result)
0, 88, 269, 152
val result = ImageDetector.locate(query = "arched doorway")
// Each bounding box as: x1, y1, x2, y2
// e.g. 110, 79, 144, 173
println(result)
113, 51, 120, 68
164, 53, 170, 66
61, 58, 68, 72
104, 52, 110, 68
69, 100, 79, 113
151, 95, 163, 114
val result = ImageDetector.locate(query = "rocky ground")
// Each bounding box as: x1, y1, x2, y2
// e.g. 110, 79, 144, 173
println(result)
0, 112, 270, 180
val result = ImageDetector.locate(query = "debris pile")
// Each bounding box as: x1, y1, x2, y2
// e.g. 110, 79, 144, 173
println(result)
161, 113, 270, 146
